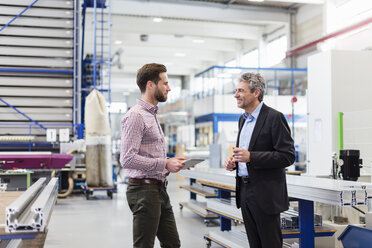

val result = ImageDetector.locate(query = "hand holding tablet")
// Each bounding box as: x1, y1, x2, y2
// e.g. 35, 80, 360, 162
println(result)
182, 159, 204, 169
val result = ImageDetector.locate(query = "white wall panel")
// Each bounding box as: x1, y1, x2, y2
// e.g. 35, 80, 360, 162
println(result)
307, 50, 372, 177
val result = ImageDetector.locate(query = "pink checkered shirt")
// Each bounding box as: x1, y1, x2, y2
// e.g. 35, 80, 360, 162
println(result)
120, 99, 168, 181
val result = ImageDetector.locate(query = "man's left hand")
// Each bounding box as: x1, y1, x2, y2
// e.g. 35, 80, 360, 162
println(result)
232, 147, 250, 163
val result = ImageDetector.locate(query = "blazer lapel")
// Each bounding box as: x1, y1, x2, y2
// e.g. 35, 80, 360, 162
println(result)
235, 115, 245, 172
236, 115, 245, 147
248, 103, 269, 151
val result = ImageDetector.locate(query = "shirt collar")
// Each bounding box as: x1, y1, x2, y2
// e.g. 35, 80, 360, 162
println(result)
137, 99, 158, 115
243, 101, 263, 120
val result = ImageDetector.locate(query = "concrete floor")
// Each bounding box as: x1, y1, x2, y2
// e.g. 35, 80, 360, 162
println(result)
44, 174, 220, 248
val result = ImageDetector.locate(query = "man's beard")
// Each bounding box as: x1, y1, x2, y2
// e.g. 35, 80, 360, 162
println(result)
154, 87, 167, 102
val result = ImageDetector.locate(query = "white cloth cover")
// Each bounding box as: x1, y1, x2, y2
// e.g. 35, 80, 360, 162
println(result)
85, 89, 111, 136
86, 135, 113, 187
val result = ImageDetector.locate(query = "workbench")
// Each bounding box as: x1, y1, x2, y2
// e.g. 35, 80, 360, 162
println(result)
179, 169, 363, 248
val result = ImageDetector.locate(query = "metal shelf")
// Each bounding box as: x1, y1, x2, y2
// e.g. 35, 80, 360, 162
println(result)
0, 87, 73, 97
181, 169, 363, 248
0, 97, 73, 107
0, 107, 72, 122
0, 16, 73, 28
0, 36, 73, 48
0, 0, 79, 142
0, 76, 73, 87
0, 26, 73, 38
0, 46, 73, 58
179, 201, 218, 219
0, 6, 73, 18
179, 185, 218, 198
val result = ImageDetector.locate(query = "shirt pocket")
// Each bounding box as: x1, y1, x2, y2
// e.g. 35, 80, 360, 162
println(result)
145, 123, 161, 142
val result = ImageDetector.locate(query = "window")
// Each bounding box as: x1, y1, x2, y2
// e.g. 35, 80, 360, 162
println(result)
241, 49, 259, 67
267, 35, 287, 67
108, 102, 127, 113
225, 59, 236, 67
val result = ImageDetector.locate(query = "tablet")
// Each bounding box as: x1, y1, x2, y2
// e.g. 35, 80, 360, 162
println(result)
182, 159, 204, 169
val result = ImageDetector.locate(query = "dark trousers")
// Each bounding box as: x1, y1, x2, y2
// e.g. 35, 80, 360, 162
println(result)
240, 180, 282, 248
126, 183, 180, 248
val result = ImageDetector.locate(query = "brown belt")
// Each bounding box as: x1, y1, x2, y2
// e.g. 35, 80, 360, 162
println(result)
129, 178, 168, 187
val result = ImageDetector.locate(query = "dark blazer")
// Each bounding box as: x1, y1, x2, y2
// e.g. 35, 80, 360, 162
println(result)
235, 103, 295, 215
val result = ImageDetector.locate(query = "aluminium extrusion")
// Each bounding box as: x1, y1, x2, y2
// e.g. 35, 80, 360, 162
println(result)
207, 230, 248, 248
187, 200, 209, 215
182, 169, 372, 206
207, 198, 242, 220
30, 177, 58, 232
180, 169, 235, 187
6, 178, 46, 232
6, 177, 58, 232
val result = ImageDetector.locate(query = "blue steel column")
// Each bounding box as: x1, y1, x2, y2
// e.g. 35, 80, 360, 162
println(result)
213, 114, 218, 143
93, 0, 97, 88
291, 71, 295, 140
219, 188, 231, 231
299, 199, 315, 248
190, 178, 196, 200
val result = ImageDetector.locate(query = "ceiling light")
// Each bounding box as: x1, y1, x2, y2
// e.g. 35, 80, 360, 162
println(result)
248, 0, 264, 2
114, 40, 122, 45
192, 39, 205, 44
174, 53, 186, 57
152, 17, 163, 23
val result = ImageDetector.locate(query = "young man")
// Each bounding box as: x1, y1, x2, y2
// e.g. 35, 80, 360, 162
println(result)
225, 72, 295, 248
120, 63, 186, 248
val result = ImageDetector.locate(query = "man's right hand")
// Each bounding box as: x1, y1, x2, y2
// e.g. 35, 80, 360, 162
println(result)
166, 157, 186, 173
225, 156, 236, 171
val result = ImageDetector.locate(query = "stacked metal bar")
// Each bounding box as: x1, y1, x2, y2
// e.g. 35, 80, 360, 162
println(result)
206, 198, 241, 220
6, 177, 58, 232
187, 199, 209, 216
286, 175, 372, 206
190, 182, 218, 195
181, 169, 372, 206
207, 229, 248, 248
208, 229, 295, 248
0, 0, 77, 141
180, 168, 236, 187
206, 198, 321, 229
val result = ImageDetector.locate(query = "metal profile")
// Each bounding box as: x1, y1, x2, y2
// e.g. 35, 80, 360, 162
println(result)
30, 177, 58, 232
6, 177, 58, 232
181, 169, 372, 206
6, 178, 46, 232
207, 229, 248, 248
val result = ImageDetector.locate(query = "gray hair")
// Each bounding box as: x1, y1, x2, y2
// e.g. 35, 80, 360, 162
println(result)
238, 72, 265, 102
